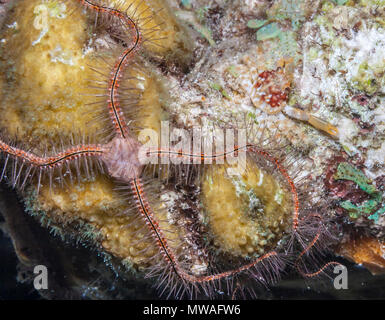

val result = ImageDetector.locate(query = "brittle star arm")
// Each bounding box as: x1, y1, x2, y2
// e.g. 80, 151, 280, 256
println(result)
0, 138, 104, 190
131, 177, 279, 284
145, 144, 300, 231
132, 143, 301, 284
76, 0, 143, 139
295, 213, 342, 277
134, 149, 342, 285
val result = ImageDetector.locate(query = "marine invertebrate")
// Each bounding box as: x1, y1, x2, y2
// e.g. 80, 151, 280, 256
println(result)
0, 130, 338, 298
250, 67, 290, 114
0, 0, 344, 299
201, 160, 293, 259
250, 65, 339, 137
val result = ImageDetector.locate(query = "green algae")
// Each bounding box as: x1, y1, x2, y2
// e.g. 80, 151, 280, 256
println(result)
209, 81, 230, 99
246, 0, 302, 68
256, 23, 281, 41
359, 0, 385, 7
334, 162, 384, 221
334, 162, 376, 194
24, 187, 103, 245
181, 0, 192, 9
352, 61, 385, 96
269, 0, 306, 31
340, 199, 379, 219
334, 0, 348, 5
247, 19, 268, 29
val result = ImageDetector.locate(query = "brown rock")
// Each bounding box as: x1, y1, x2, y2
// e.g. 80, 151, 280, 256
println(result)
338, 236, 385, 275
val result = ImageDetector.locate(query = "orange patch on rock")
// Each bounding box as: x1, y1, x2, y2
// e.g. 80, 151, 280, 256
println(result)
338, 236, 385, 275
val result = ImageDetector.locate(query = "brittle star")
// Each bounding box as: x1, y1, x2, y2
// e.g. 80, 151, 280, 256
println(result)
0, 0, 341, 298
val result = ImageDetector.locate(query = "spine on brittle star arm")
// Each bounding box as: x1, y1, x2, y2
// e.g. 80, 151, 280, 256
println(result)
75, 0, 142, 138
0, 139, 104, 169
296, 239, 341, 277
295, 214, 341, 277
131, 178, 279, 283
146, 144, 300, 231
108, 46, 141, 138
1, 138, 104, 190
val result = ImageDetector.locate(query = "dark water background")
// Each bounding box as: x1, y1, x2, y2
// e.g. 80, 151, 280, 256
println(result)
2, 223, 385, 300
